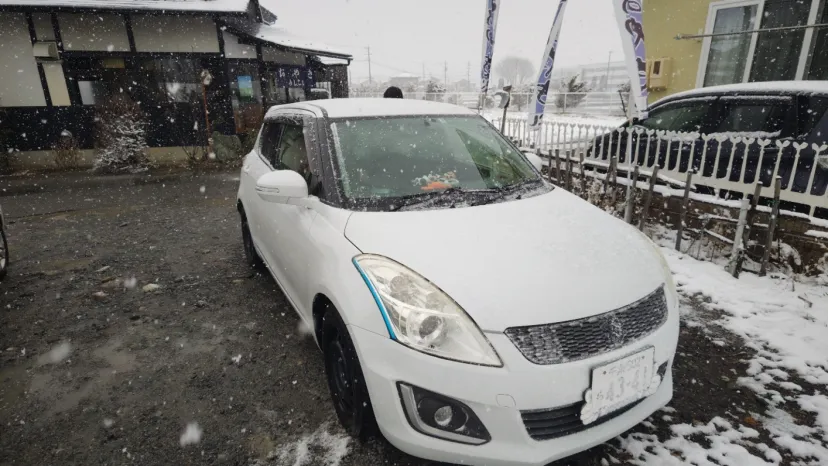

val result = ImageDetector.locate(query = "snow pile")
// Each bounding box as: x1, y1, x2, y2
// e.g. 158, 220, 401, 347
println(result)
659, 247, 828, 389
179, 422, 203, 447
617, 416, 780, 465
274, 424, 350, 466
623, 245, 828, 463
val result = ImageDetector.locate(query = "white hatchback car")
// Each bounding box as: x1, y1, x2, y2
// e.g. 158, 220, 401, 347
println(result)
237, 99, 679, 466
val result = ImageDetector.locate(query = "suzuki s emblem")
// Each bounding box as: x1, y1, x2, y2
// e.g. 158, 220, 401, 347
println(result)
609, 315, 625, 345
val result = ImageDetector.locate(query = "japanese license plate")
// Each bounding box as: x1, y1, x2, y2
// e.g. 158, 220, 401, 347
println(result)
581, 347, 655, 424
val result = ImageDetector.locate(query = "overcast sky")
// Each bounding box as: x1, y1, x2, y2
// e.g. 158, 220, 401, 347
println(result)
261, 0, 623, 84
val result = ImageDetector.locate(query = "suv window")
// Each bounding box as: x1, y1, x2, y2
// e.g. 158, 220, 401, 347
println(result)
276, 124, 310, 184
800, 96, 828, 142
259, 121, 283, 166
640, 102, 709, 132
713, 98, 791, 135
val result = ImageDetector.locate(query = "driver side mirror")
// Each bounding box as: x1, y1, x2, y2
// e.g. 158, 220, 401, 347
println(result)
256, 170, 308, 203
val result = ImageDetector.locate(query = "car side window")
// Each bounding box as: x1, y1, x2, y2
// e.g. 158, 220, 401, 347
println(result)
714, 99, 791, 136
640, 103, 708, 132
275, 124, 311, 185
800, 96, 828, 142
259, 122, 283, 166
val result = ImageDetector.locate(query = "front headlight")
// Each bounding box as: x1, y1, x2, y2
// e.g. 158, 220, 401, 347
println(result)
353, 254, 502, 367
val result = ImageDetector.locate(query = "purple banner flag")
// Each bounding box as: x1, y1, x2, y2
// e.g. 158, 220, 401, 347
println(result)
613, 0, 648, 117
479, 0, 501, 100
528, 0, 569, 129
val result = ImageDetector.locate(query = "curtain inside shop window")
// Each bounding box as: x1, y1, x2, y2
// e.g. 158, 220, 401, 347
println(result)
704, 5, 758, 87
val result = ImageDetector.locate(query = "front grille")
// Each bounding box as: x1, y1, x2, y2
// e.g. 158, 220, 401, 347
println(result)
504, 286, 668, 365
521, 399, 643, 441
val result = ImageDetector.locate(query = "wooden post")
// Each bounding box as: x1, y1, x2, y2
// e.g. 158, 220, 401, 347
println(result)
545, 149, 553, 182
638, 165, 659, 231
609, 156, 618, 205
579, 152, 587, 195
759, 177, 782, 277
727, 198, 750, 277
554, 149, 561, 185
624, 165, 640, 224
675, 170, 694, 252
565, 152, 572, 191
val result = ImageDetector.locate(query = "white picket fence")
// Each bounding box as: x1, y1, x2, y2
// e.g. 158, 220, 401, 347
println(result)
492, 115, 828, 218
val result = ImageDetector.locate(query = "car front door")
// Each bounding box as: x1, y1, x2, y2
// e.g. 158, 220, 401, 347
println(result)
254, 111, 320, 317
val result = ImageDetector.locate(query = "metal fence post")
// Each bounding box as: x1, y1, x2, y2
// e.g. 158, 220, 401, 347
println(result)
624, 165, 640, 224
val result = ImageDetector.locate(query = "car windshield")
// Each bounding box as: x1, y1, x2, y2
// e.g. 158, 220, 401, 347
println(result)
329, 116, 539, 205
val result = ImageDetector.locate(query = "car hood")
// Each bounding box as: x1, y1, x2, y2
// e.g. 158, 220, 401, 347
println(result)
344, 189, 666, 332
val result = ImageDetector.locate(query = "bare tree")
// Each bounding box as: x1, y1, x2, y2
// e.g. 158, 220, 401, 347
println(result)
493, 56, 534, 87
555, 75, 590, 109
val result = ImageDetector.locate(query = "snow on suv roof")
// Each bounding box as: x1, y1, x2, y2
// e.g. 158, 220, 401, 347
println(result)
267, 98, 477, 119
655, 81, 828, 107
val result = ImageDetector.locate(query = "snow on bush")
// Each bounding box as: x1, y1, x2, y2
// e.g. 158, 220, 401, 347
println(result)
94, 94, 148, 173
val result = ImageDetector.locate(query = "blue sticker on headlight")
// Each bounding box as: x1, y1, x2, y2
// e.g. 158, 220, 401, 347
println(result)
352, 258, 397, 340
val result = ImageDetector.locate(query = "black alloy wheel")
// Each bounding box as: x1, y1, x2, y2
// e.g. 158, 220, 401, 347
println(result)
322, 306, 377, 439
240, 214, 264, 270
0, 229, 7, 280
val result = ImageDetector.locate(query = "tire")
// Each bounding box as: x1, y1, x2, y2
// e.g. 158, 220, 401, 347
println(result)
240, 214, 264, 270
322, 306, 377, 440
0, 229, 7, 281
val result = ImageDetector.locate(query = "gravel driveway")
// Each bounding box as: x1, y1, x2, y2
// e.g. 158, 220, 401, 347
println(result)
0, 171, 797, 466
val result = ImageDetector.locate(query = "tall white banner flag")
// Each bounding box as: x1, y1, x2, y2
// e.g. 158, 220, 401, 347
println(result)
479, 0, 501, 101
613, 0, 649, 117
528, 0, 569, 129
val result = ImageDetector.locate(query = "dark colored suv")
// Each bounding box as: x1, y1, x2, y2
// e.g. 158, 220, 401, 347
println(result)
594, 82, 828, 206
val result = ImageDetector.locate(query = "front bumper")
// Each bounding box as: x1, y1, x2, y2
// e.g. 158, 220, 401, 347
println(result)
348, 309, 679, 466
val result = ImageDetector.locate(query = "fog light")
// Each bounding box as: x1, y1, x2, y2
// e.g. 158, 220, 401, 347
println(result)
397, 383, 490, 445
434, 405, 453, 427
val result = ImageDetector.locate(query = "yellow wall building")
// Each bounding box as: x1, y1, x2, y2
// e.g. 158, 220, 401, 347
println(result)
643, 0, 827, 104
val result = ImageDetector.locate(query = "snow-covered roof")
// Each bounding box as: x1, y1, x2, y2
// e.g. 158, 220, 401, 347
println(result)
654, 81, 828, 107
223, 18, 352, 59
268, 98, 476, 119
0, 0, 252, 13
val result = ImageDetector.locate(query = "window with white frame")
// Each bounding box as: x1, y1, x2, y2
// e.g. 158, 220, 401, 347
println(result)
698, 0, 826, 86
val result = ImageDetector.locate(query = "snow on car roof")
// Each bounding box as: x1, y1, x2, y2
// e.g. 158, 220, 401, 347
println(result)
654, 81, 828, 107
268, 98, 477, 119
0, 0, 251, 13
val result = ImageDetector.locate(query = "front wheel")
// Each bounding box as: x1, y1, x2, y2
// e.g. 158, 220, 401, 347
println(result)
0, 229, 7, 280
240, 214, 264, 270
322, 306, 377, 439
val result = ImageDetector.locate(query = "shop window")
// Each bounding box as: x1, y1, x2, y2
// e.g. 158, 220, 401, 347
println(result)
749, 0, 811, 82
702, 3, 758, 87
228, 62, 263, 134
807, 3, 828, 80
78, 80, 109, 106
138, 59, 202, 104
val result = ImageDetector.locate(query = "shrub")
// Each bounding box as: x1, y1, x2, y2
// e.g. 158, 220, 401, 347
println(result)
94, 94, 148, 173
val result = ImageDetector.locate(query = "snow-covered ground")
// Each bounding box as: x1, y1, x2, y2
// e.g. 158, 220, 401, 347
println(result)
614, 238, 828, 465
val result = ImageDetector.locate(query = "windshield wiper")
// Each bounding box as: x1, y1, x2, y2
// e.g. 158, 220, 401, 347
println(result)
468, 179, 543, 206
388, 187, 490, 212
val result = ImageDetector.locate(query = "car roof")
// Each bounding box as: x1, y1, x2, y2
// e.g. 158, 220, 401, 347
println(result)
265, 98, 478, 119
652, 81, 828, 108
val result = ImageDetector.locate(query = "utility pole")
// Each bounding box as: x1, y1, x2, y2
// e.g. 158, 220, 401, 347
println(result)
604, 51, 612, 90
366, 46, 372, 84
